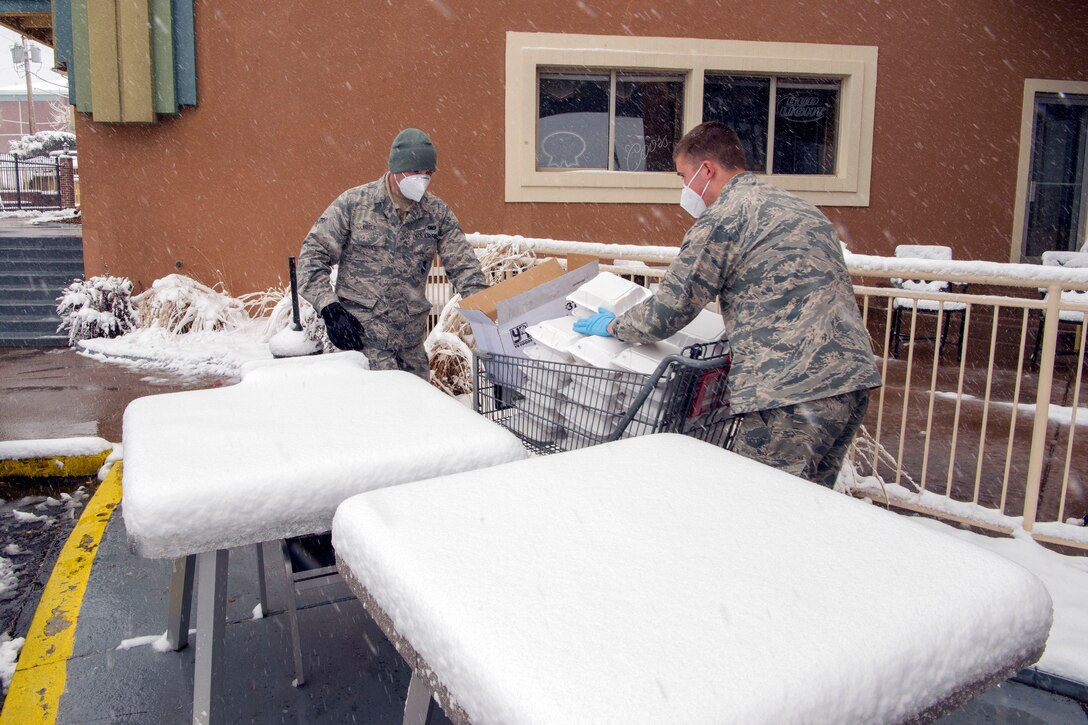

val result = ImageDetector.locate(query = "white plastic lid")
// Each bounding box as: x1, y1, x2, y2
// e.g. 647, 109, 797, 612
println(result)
567, 335, 631, 370
524, 343, 574, 364
611, 341, 682, 375
664, 308, 725, 350
566, 272, 652, 317
526, 316, 582, 357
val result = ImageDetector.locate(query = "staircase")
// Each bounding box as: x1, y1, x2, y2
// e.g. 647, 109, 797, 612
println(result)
0, 234, 84, 347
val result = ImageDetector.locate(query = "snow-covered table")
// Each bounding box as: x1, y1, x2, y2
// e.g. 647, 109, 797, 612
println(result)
121, 352, 529, 725
332, 434, 1053, 725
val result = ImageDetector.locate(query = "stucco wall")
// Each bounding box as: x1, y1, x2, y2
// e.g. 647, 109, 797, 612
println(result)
76, 1, 1088, 294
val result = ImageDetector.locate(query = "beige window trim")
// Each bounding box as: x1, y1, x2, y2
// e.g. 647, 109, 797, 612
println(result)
1010, 79, 1088, 263
506, 32, 878, 206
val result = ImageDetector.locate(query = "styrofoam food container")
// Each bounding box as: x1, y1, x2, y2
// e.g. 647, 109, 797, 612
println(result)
504, 410, 565, 445
557, 399, 622, 440
526, 316, 581, 360
611, 341, 682, 375
521, 359, 571, 392
561, 377, 624, 411
664, 308, 726, 350
524, 342, 573, 365
567, 335, 631, 370
513, 389, 560, 415
567, 272, 652, 317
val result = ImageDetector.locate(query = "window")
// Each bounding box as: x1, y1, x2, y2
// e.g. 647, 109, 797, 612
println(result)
703, 75, 841, 175
538, 71, 684, 172
506, 32, 877, 206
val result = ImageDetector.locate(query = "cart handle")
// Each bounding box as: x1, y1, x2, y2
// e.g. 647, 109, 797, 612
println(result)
608, 351, 729, 441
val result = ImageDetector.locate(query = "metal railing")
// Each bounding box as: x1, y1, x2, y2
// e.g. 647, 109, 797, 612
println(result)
424, 233, 1088, 551
0, 154, 62, 210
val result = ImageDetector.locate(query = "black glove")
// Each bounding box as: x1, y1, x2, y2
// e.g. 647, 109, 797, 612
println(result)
320, 302, 364, 351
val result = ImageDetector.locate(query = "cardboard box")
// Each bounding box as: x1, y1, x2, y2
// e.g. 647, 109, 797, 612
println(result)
459, 258, 598, 359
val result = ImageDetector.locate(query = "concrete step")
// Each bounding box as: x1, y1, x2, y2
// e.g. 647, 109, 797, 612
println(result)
0, 331, 68, 347
1, 258, 84, 273
0, 246, 84, 262
0, 285, 72, 301
0, 237, 83, 251
0, 273, 81, 289
0, 300, 58, 316
0, 316, 63, 333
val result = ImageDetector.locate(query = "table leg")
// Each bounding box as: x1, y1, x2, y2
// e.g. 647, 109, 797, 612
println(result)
255, 543, 269, 615
192, 549, 229, 725
167, 554, 195, 651
403, 669, 433, 725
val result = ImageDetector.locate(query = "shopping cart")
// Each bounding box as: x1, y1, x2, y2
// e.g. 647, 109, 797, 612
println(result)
473, 340, 739, 455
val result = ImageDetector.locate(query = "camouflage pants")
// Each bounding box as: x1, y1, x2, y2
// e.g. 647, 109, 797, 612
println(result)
360, 343, 430, 380
730, 388, 870, 488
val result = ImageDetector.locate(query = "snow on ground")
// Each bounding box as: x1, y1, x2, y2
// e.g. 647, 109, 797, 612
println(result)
0, 436, 112, 460
0, 634, 24, 693
76, 320, 273, 380
933, 391, 1088, 428
116, 631, 175, 653
0, 557, 17, 602
15, 291, 1088, 690
0, 209, 79, 225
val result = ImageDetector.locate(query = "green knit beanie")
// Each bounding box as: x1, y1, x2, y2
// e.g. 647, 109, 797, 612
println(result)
388, 128, 437, 173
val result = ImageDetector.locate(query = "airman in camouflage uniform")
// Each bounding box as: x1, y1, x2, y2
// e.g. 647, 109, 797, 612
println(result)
591, 122, 881, 487
297, 129, 486, 378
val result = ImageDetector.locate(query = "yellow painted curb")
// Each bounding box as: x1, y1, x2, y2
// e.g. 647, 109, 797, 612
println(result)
0, 451, 110, 479
0, 462, 123, 725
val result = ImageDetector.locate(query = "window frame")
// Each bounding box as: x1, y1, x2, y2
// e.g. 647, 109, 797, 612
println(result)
505, 32, 878, 206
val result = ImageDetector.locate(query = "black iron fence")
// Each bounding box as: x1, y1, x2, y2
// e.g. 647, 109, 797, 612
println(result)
0, 154, 61, 210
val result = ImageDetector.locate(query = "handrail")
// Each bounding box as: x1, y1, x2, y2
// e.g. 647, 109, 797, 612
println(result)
466, 233, 1088, 290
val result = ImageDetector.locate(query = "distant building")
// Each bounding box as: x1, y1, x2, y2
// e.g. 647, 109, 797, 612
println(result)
0, 78, 68, 153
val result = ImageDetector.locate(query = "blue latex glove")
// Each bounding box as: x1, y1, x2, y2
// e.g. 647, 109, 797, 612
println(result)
573, 307, 616, 337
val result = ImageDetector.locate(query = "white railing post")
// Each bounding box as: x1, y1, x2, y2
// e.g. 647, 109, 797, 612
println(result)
1022, 283, 1063, 532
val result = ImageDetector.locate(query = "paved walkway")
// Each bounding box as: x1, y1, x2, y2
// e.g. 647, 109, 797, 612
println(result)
0, 347, 228, 443
0, 218, 81, 238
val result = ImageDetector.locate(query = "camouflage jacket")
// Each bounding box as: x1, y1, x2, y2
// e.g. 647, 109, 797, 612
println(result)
613, 172, 881, 414
297, 175, 486, 349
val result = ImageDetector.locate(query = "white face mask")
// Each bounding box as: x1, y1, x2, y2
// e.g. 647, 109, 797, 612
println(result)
679, 163, 711, 218
397, 173, 431, 202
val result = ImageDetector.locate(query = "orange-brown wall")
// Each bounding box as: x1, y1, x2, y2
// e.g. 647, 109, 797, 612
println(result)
77, 1, 1088, 294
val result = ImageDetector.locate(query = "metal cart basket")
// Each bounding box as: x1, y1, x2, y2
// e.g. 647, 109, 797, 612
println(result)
473, 340, 739, 455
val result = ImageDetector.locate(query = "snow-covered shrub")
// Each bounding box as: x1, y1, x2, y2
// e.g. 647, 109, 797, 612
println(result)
837, 425, 913, 498
423, 240, 537, 394
134, 274, 248, 333
478, 236, 539, 285
9, 130, 76, 158
426, 294, 476, 395
261, 266, 342, 353
238, 287, 286, 320
427, 332, 475, 397
264, 288, 334, 353
56, 275, 137, 344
